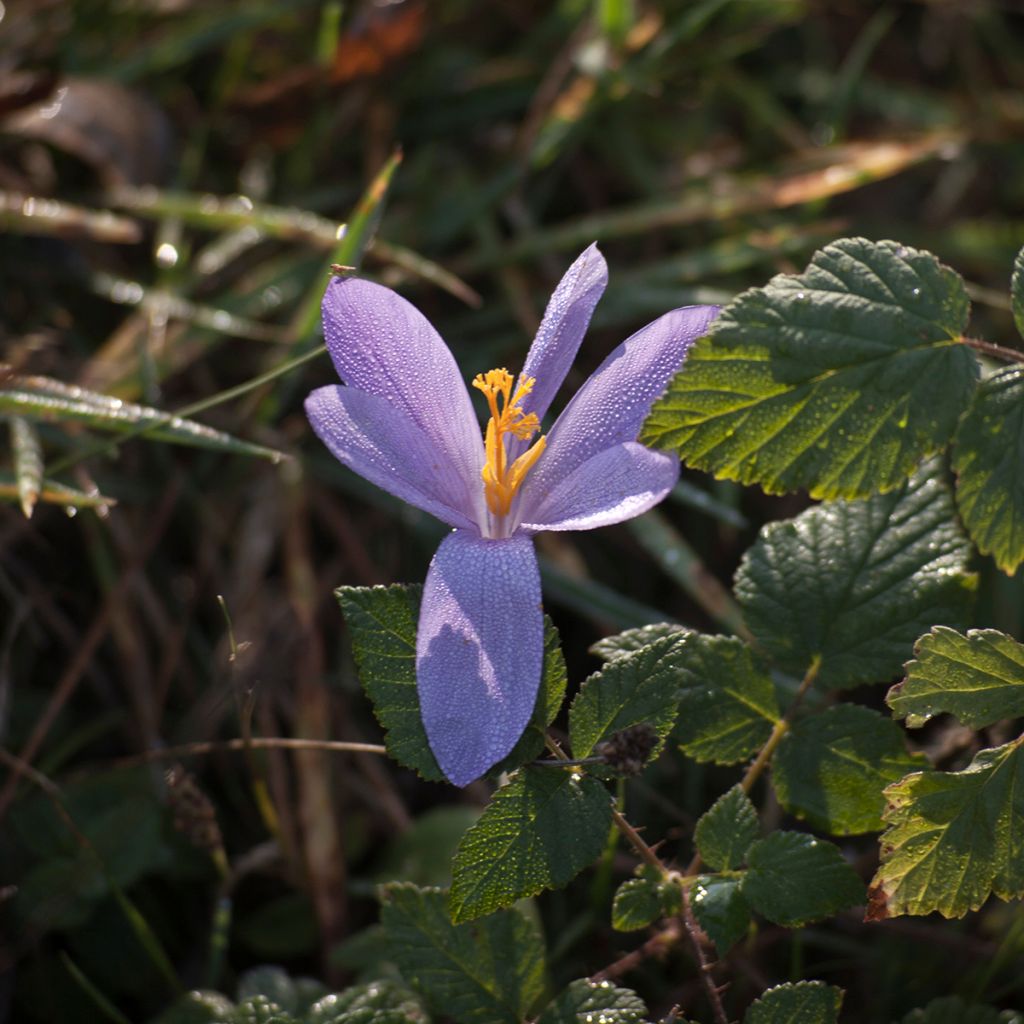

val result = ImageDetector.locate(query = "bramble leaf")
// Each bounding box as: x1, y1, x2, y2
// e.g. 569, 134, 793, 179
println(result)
380, 884, 545, 1024
569, 633, 689, 759
674, 635, 780, 764
952, 365, 1024, 574
744, 981, 843, 1024
735, 462, 975, 688
338, 586, 565, 781
589, 623, 690, 663
691, 876, 750, 953
900, 995, 1023, 1024
449, 768, 611, 922
742, 832, 864, 927
642, 237, 976, 499
694, 785, 760, 869
1012, 244, 1024, 341
535, 979, 649, 1024
888, 627, 1024, 729
611, 875, 681, 932
307, 979, 426, 1023
868, 739, 1024, 919
771, 705, 926, 835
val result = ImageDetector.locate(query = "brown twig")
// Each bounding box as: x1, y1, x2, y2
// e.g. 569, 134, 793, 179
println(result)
962, 336, 1024, 363
109, 736, 387, 769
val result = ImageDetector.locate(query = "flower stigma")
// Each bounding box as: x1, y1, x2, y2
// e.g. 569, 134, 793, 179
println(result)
472, 368, 547, 519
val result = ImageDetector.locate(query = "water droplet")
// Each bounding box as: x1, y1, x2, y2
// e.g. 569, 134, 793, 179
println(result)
796, 292, 806, 301
911, 287, 921, 297
64, 505, 78, 518
335, 222, 347, 240
155, 241, 179, 268
211, 310, 232, 330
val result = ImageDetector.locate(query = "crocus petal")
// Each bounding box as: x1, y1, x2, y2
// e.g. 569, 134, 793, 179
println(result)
417, 530, 543, 787
322, 277, 486, 526
519, 244, 608, 423
527, 305, 719, 493
306, 385, 479, 531
519, 441, 679, 532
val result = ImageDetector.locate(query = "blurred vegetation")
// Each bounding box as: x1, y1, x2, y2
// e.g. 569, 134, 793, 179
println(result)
2, 0, 1024, 1021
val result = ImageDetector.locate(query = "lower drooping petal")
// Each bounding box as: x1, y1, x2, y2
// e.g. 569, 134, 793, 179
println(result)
528, 305, 720, 493
417, 530, 543, 787
518, 441, 679, 532
305, 385, 480, 531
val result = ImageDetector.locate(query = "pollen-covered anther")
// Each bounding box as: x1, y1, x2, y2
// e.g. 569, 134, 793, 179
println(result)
473, 367, 546, 518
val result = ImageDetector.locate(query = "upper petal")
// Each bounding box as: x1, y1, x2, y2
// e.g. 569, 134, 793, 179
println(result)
519, 244, 608, 423
527, 304, 720, 493
321, 276, 485, 523
416, 531, 543, 787
306, 385, 480, 531
518, 441, 679, 532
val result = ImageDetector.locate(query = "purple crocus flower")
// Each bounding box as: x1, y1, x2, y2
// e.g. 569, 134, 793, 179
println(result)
306, 245, 718, 786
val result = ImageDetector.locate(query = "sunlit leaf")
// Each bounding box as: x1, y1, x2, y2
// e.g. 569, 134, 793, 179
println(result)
589, 623, 690, 664
888, 627, 1024, 729
642, 238, 977, 499
535, 978, 649, 1024
611, 874, 681, 932
735, 462, 975, 688
951, 365, 1024, 574
771, 705, 927, 835
867, 740, 1024, 920
449, 768, 611, 923
693, 785, 759, 870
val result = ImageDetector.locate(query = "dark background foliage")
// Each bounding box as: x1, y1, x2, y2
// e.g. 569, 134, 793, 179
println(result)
2, 1, 1024, 1021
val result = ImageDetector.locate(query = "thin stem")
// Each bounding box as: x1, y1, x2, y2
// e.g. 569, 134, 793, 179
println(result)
963, 336, 1024, 363
681, 886, 731, 1024
111, 736, 388, 768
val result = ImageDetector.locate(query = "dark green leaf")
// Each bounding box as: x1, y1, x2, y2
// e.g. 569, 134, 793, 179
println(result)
771, 705, 927, 835
307, 980, 427, 1024
868, 739, 1024, 919
642, 237, 976, 499
744, 981, 843, 1024
674, 635, 780, 764
694, 785, 760, 869
535, 978, 649, 1024
380, 884, 545, 1024
743, 832, 864, 926
690, 876, 750, 953
611, 876, 681, 932
236, 967, 325, 1018
449, 767, 611, 922
888, 627, 1024, 729
338, 585, 566, 781
337, 584, 442, 782
569, 633, 689, 759
589, 623, 690, 664
900, 995, 1023, 1024
149, 990, 235, 1024
228, 995, 295, 1023
735, 462, 975, 688
952, 365, 1024, 574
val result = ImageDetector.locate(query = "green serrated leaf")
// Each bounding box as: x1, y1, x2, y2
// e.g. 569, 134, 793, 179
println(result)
771, 705, 927, 835
569, 633, 689, 760
337, 585, 564, 782
236, 967, 326, 1018
380, 884, 545, 1024
744, 981, 843, 1024
611, 876, 681, 932
589, 623, 690, 663
307, 979, 427, 1024
229, 994, 296, 1024
0, 375, 284, 461
337, 584, 442, 781
868, 739, 1024, 919
674, 635, 780, 765
536, 978, 649, 1024
642, 237, 977, 499
1012, 245, 1024, 341
735, 461, 975, 689
690, 876, 750, 953
952, 365, 1024, 574
149, 990, 236, 1024
449, 767, 611, 922
694, 785, 760, 869
889, 627, 1024, 729
900, 995, 1024, 1024
742, 832, 864, 927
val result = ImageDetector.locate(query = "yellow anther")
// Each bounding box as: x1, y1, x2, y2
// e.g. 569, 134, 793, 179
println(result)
473, 367, 546, 518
